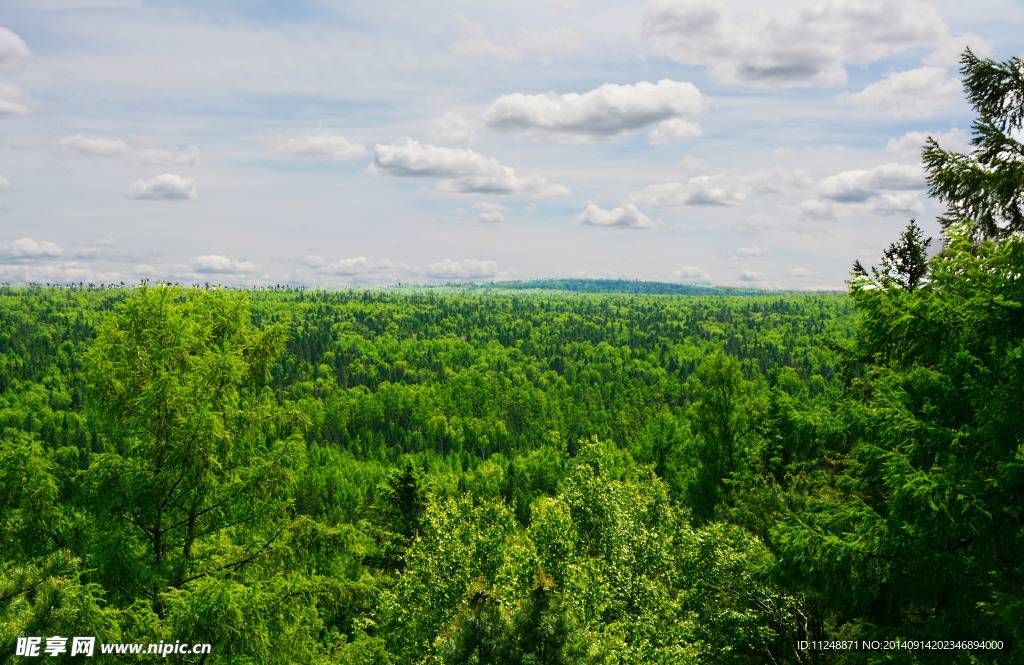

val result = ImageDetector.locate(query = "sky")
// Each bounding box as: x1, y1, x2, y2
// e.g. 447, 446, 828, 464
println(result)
0, 0, 1020, 290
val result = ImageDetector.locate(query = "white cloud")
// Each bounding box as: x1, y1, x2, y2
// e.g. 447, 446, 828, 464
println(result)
0, 175, 9, 190
0, 83, 35, 116
787, 267, 812, 278
56, 133, 131, 157
52, 133, 200, 166
303, 255, 326, 268
373, 138, 506, 178
649, 118, 703, 145
630, 166, 812, 209
324, 257, 373, 276
193, 255, 256, 273
472, 201, 511, 213
732, 246, 769, 258
263, 131, 366, 160
320, 257, 409, 277
818, 163, 925, 203
869, 191, 925, 215
630, 176, 747, 208
372, 138, 570, 197
924, 32, 993, 68
437, 174, 570, 197
837, 67, 962, 118
93, 237, 116, 246
577, 202, 659, 230
428, 112, 478, 145
477, 211, 505, 224
0, 237, 64, 260
425, 258, 499, 280
128, 174, 198, 200
642, 0, 968, 89
0, 28, 31, 70
483, 79, 703, 143
674, 266, 712, 283
885, 128, 971, 161
739, 270, 764, 282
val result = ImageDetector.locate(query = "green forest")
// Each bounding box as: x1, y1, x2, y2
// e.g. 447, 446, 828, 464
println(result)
1, 51, 1022, 664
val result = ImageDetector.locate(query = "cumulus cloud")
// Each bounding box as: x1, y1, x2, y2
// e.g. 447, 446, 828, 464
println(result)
263, 131, 366, 160
869, 191, 926, 215
0, 175, 9, 190
52, 133, 200, 166
0, 237, 63, 260
324, 257, 373, 276
885, 128, 971, 161
630, 166, 812, 209
320, 257, 410, 277
193, 255, 256, 273
0, 28, 31, 70
128, 174, 198, 200
425, 258, 499, 280
837, 67, 962, 118
630, 176, 747, 208
731, 246, 769, 258
373, 138, 504, 179
674, 266, 712, 284
483, 79, 703, 143
372, 138, 570, 197
796, 163, 928, 220
818, 163, 925, 203
649, 118, 703, 145
472, 201, 510, 213
787, 267, 812, 278
428, 112, 478, 145
739, 270, 764, 282
57, 133, 131, 157
0, 83, 35, 116
577, 202, 659, 229
641, 0, 973, 89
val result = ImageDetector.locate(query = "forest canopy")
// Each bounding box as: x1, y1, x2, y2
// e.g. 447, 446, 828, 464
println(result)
1, 48, 1022, 663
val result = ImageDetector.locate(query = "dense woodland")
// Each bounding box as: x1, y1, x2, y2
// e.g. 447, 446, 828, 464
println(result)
1, 50, 1023, 664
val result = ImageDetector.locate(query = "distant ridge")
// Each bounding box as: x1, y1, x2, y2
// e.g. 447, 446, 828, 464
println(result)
462, 278, 777, 296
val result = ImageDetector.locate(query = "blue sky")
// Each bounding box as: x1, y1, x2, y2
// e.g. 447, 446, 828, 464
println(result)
0, 0, 1020, 289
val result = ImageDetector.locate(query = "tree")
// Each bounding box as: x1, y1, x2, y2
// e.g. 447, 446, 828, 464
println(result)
924, 48, 1024, 240
686, 351, 753, 521
76, 286, 330, 663
775, 49, 1024, 659
852, 219, 933, 292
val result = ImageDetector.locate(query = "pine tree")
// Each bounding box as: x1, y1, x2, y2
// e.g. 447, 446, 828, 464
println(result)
924, 48, 1024, 240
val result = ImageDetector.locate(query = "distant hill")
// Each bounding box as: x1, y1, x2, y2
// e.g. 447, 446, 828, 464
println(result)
459, 278, 781, 296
